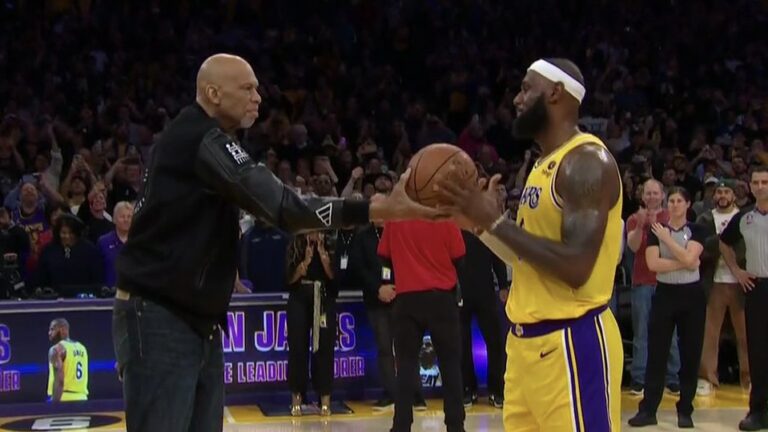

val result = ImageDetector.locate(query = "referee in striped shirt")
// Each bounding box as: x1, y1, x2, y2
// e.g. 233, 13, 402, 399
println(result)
629, 187, 706, 429
720, 165, 768, 431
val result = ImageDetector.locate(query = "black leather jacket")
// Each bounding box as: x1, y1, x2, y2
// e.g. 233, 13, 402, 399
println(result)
116, 103, 368, 336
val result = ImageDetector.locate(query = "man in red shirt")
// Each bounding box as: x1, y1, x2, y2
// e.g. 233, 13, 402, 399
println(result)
378, 219, 466, 432
626, 179, 681, 395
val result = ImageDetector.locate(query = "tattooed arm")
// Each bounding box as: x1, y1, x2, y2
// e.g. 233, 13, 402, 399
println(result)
483, 144, 620, 289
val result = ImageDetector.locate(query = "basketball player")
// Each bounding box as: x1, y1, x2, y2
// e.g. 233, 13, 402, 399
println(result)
47, 318, 88, 402
437, 58, 623, 431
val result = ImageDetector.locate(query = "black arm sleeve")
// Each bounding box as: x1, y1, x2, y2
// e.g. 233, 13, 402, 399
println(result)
195, 129, 369, 234
646, 229, 659, 247
720, 210, 745, 246
491, 252, 509, 290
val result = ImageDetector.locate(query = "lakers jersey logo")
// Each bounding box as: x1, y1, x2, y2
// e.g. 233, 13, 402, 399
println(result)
520, 186, 542, 209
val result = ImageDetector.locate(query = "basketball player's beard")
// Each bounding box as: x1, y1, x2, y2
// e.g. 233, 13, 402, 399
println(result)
513, 94, 549, 139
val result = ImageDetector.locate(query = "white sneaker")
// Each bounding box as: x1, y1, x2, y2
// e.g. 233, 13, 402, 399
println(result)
696, 379, 712, 396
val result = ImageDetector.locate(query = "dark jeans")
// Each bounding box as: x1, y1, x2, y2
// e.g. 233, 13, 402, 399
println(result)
639, 282, 706, 417
367, 306, 423, 401
746, 279, 768, 415
287, 283, 336, 397
112, 297, 223, 432
460, 294, 505, 397
392, 290, 464, 432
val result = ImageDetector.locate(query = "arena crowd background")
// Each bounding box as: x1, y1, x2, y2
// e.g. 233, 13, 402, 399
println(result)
0, 0, 767, 411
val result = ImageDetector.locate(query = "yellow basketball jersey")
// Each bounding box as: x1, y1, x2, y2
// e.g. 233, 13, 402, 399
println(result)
506, 132, 623, 323
48, 340, 89, 401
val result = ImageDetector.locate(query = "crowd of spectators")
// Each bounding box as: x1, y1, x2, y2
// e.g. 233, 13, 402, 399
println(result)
0, 0, 766, 302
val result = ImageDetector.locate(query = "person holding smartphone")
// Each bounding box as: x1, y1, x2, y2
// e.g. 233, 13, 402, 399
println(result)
629, 187, 706, 428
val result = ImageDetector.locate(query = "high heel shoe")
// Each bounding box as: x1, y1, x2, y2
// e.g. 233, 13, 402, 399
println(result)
320, 394, 331, 417
290, 393, 302, 417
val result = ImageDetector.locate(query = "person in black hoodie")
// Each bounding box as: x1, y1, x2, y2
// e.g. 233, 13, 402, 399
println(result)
112, 54, 439, 432
36, 214, 103, 298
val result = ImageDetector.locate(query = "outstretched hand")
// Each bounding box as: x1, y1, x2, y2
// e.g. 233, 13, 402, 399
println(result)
369, 168, 449, 222
434, 168, 503, 231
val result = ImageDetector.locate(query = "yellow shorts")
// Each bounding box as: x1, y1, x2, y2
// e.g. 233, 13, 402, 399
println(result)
503, 308, 623, 432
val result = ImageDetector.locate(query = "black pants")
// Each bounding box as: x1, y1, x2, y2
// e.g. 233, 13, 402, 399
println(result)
640, 282, 706, 416
112, 297, 223, 432
460, 294, 505, 397
392, 290, 464, 432
746, 279, 768, 415
367, 306, 423, 401
287, 283, 336, 397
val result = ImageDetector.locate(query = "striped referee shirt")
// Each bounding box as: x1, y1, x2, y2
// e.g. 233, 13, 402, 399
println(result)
720, 207, 768, 278
647, 222, 706, 284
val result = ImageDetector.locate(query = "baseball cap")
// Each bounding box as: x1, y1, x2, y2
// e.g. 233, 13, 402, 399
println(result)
715, 179, 735, 191
704, 175, 719, 185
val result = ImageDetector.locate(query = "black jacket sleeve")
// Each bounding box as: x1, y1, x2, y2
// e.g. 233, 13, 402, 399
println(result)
195, 129, 369, 234
491, 253, 509, 291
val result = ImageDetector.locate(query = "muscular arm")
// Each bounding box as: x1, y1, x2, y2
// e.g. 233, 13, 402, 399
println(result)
484, 144, 619, 289
49, 345, 64, 402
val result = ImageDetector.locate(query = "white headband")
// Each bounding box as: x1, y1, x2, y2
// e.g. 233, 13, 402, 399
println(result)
527, 59, 586, 103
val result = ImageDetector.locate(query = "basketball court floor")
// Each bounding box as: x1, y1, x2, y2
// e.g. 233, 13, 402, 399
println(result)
0, 386, 751, 431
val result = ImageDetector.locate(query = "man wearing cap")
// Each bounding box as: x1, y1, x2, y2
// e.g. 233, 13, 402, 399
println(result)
693, 176, 721, 217
695, 179, 748, 396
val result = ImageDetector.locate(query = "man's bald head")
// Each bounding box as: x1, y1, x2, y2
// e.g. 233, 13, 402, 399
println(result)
196, 53, 262, 131
641, 178, 665, 210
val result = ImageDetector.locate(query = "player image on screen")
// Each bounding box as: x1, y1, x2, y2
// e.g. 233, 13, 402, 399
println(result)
419, 335, 442, 388
47, 318, 88, 402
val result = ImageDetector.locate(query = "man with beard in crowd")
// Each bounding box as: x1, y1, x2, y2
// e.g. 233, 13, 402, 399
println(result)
696, 180, 749, 395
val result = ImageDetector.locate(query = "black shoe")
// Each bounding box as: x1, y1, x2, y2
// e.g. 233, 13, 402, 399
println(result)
413, 397, 427, 411
738, 412, 768, 431
373, 399, 394, 411
462, 392, 477, 407
489, 394, 503, 409
666, 383, 681, 395
628, 411, 658, 427
629, 381, 644, 396
677, 413, 694, 428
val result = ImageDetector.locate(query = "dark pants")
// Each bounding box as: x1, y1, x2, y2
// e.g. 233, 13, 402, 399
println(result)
367, 306, 423, 401
112, 297, 223, 432
392, 290, 464, 432
640, 282, 706, 416
460, 294, 505, 397
287, 283, 336, 397
746, 279, 768, 415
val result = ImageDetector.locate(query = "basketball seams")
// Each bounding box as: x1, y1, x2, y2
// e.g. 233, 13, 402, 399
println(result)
415, 149, 464, 193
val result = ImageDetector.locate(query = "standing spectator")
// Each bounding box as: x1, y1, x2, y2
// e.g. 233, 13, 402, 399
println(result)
457, 229, 507, 409
692, 176, 720, 217
378, 220, 466, 432
696, 180, 749, 395
286, 231, 336, 417
36, 214, 104, 298
349, 219, 427, 412
719, 166, 768, 431
626, 179, 681, 395
97, 202, 133, 290
106, 157, 143, 210
81, 190, 114, 243
0, 207, 29, 298
629, 187, 706, 428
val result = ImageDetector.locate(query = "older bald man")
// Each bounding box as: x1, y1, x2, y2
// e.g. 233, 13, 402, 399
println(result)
112, 54, 440, 432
